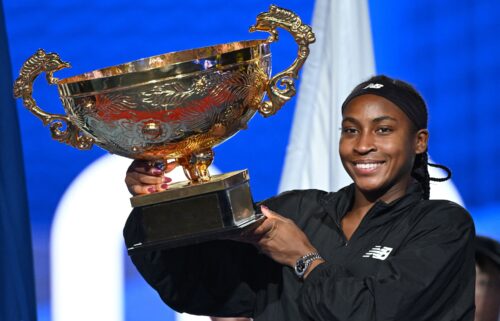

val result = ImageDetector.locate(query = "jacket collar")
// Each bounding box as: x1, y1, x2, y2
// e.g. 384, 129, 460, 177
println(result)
320, 182, 424, 228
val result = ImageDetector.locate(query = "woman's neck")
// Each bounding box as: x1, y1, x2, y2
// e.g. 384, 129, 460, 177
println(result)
350, 176, 413, 219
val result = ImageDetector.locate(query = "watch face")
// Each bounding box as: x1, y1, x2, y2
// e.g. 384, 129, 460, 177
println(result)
296, 259, 306, 273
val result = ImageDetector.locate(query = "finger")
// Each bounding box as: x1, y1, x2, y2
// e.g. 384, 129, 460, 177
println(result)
260, 205, 283, 219
250, 218, 275, 237
264, 220, 278, 241
154, 181, 170, 192
126, 171, 164, 185
128, 184, 160, 196
128, 179, 170, 196
128, 160, 167, 176
127, 160, 158, 175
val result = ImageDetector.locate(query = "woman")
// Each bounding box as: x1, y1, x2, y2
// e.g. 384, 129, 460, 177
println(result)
124, 75, 475, 320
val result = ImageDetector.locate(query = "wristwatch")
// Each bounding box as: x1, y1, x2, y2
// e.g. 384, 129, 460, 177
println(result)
294, 252, 323, 279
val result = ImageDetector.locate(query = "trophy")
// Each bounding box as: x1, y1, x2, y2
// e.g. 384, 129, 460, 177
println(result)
14, 5, 315, 253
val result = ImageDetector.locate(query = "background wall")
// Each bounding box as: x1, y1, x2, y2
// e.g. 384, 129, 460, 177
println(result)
3, 0, 499, 320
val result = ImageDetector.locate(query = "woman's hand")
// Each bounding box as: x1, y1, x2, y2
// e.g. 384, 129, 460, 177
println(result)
242, 206, 321, 269
125, 160, 178, 196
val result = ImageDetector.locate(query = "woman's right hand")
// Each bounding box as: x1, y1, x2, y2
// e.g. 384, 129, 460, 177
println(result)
125, 160, 178, 196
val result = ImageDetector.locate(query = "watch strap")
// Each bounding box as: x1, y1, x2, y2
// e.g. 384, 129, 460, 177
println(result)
294, 252, 323, 279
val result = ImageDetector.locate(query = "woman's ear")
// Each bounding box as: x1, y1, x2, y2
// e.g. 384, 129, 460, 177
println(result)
415, 129, 429, 154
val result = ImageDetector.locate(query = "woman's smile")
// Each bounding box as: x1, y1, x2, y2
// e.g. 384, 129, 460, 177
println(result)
351, 160, 386, 174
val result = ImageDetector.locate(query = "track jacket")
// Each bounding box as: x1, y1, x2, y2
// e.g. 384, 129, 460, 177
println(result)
124, 183, 476, 321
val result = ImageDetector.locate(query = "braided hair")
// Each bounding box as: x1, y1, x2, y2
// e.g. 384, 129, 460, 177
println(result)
341, 75, 451, 200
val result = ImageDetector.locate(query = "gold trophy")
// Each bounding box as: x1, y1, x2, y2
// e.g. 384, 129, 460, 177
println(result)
14, 5, 315, 253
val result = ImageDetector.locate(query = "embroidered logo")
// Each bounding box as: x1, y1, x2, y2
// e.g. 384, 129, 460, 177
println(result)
363, 83, 384, 90
363, 246, 393, 260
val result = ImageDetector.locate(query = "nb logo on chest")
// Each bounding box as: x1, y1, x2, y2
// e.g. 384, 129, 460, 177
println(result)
363, 246, 393, 260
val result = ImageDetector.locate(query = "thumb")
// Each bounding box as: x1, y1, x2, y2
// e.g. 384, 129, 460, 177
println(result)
260, 205, 280, 218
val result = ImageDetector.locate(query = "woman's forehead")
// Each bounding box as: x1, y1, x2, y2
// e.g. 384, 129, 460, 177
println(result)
342, 94, 410, 122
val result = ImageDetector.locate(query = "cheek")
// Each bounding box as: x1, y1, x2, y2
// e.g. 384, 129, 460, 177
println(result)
379, 138, 415, 166
338, 137, 348, 158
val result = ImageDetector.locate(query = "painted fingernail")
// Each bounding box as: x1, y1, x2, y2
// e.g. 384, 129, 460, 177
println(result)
147, 187, 157, 193
160, 183, 169, 190
151, 168, 162, 175
261, 205, 269, 210
163, 176, 172, 183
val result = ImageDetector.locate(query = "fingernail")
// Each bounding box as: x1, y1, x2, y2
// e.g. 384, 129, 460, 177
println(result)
163, 176, 172, 183
160, 183, 169, 190
152, 169, 162, 175
147, 187, 157, 193
261, 205, 268, 210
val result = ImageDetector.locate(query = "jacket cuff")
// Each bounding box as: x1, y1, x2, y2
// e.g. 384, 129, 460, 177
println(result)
303, 261, 352, 285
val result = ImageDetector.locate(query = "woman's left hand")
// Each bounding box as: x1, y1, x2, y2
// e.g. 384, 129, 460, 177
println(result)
241, 205, 318, 268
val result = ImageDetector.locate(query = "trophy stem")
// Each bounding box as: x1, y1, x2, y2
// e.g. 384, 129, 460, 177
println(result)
178, 149, 214, 183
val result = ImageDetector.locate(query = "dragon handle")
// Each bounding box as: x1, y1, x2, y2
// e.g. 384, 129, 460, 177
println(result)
13, 49, 94, 150
250, 5, 316, 117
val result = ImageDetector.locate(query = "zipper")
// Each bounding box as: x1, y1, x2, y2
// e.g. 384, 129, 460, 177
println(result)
336, 202, 384, 247
333, 219, 349, 247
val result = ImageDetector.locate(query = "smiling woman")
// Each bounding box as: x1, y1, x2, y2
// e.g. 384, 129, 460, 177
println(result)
124, 75, 475, 321
340, 94, 424, 201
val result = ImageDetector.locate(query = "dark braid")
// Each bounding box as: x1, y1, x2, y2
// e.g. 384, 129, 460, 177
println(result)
411, 153, 431, 200
411, 152, 453, 200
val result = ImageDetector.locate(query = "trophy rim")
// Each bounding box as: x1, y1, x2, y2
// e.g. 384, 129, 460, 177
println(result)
58, 39, 268, 85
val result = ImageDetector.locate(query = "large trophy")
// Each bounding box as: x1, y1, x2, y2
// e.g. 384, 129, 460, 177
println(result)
14, 5, 315, 253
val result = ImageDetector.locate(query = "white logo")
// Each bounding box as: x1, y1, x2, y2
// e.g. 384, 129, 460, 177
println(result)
363, 83, 384, 90
363, 246, 393, 260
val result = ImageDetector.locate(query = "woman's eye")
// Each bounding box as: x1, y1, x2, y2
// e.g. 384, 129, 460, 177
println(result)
376, 127, 393, 134
341, 127, 358, 134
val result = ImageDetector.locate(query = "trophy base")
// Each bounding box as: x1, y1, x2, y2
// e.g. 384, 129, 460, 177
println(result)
126, 170, 262, 254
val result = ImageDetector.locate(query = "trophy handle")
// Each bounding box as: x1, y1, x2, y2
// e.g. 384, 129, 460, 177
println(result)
13, 49, 94, 150
250, 5, 316, 117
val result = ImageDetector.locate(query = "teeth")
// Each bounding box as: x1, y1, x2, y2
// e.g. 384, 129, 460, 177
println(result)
355, 163, 383, 170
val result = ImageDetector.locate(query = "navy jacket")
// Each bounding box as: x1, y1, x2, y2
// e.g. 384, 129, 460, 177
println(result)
124, 184, 475, 320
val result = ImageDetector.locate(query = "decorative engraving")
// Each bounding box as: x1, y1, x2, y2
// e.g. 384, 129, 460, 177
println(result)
14, 5, 313, 183
142, 121, 163, 140
250, 5, 316, 117
13, 49, 94, 150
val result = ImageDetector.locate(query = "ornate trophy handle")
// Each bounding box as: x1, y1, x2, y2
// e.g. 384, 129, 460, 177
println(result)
250, 5, 316, 117
13, 49, 94, 150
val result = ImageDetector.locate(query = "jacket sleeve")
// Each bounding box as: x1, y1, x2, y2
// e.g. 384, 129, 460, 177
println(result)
123, 191, 303, 318
129, 239, 281, 317
298, 201, 476, 321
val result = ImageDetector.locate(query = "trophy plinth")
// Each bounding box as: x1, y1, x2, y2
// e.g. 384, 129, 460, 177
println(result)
127, 170, 263, 253
13, 5, 315, 251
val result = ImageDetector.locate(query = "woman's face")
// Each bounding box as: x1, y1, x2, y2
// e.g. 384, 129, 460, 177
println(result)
339, 94, 428, 200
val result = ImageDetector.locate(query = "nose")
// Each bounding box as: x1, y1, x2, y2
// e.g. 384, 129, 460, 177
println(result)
353, 131, 376, 155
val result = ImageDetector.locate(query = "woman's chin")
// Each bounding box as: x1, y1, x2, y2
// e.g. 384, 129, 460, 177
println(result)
353, 178, 385, 194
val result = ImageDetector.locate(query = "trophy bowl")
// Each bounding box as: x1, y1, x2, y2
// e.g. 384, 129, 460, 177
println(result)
14, 5, 315, 251
59, 40, 271, 162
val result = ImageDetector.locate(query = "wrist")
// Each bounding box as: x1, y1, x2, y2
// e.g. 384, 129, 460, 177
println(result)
289, 245, 318, 267
303, 258, 325, 279
293, 251, 324, 279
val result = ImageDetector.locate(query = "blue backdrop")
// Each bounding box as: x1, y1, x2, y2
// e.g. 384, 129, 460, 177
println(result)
3, 0, 499, 320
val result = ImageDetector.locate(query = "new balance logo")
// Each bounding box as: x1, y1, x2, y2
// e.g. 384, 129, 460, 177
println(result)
363, 246, 393, 260
363, 83, 384, 90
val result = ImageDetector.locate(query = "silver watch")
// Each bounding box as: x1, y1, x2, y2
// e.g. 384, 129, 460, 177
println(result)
294, 252, 323, 279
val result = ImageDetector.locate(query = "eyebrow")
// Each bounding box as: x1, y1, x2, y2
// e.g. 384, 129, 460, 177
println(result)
373, 116, 398, 123
342, 115, 398, 124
